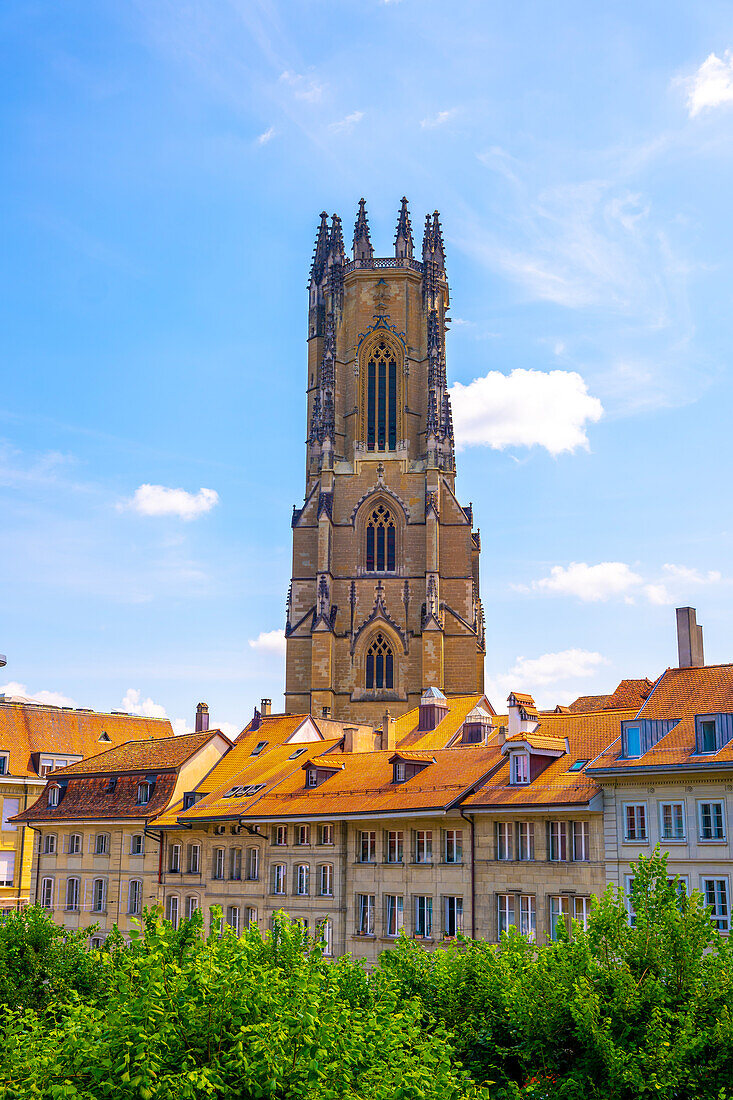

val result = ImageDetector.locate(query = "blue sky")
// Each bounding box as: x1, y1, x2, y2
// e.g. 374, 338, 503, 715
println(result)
2, 1, 733, 734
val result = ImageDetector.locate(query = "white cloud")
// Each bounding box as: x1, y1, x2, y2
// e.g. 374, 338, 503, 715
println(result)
0, 681, 77, 708
219, 721, 241, 739
248, 630, 287, 654
328, 111, 364, 135
420, 109, 457, 129
450, 368, 603, 455
256, 126, 275, 145
485, 649, 608, 710
644, 564, 722, 605
521, 560, 724, 604
279, 70, 324, 103
123, 484, 219, 521
684, 51, 733, 117
122, 687, 167, 719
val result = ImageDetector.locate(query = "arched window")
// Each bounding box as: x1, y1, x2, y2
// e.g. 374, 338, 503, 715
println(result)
65, 877, 80, 911
366, 340, 398, 451
366, 633, 394, 690
365, 503, 396, 572
128, 879, 142, 915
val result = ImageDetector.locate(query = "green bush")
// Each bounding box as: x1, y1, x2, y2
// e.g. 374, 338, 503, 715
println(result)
0, 905, 102, 1011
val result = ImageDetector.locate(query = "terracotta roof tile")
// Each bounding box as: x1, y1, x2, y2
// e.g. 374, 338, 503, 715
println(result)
14, 773, 178, 823
53, 730, 224, 775
395, 694, 492, 750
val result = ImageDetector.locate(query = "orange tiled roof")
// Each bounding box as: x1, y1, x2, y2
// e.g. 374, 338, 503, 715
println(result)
14, 772, 178, 823
52, 730, 224, 776
395, 694, 493, 750
505, 733, 566, 752
605, 678, 654, 710
0, 700, 174, 778
566, 694, 610, 713
509, 692, 536, 705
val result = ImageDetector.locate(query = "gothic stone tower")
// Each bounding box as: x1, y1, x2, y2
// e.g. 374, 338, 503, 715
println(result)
285, 198, 485, 725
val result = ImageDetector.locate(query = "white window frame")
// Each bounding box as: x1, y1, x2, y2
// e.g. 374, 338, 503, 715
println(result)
246, 906, 257, 928
497, 893, 515, 938
91, 878, 107, 913
213, 847, 225, 879
517, 821, 534, 861
444, 829, 463, 864
414, 830, 433, 864
387, 829, 404, 863
321, 917, 333, 956
48, 787, 59, 808
40, 877, 54, 909
698, 800, 726, 842
137, 782, 151, 806
188, 843, 201, 874
0, 753, 9, 776
511, 752, 530, 785
274, 825, 287, 846
0, 851, 15, 887
360, 830, 376, 863
65, 876, 80, 911
573, 896, 591, 929
166, 894, 179, 929
572, 821, 590, 862
496, 821, 513, 861
43, 833, 57, 855
128, 879, 142, 915
702, 876, 730, 932
319, 823, 334, 845
385, 894, 404, 937
1, 796, 19, 830
318, 863, 333, 896
169, 843, 181, 872
94, 833, 110, 857
296, 825, 310, 846
130, 834, 144, 856
414, 895, 433, 938
519, 894, 535, 940
229, 847, 242, 881
443, 895, 463, 938
548, 821, 567, 862
186, 895, 199, 920
623, 803, 648, 843
296, 863, 310, 896
271, 863, 286, 895
549, 895, 570, 940
357, 893, 375, 935
68, 833, 82, 855
659, 801, 686, 842
246, 847, 259, 881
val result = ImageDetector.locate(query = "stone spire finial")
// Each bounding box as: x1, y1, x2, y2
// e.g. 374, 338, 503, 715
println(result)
310, 211, 330, 282
431, 210, 445, 269
353, 198, 374, 262
421, 213, 434, 262
394, 197, 413, 260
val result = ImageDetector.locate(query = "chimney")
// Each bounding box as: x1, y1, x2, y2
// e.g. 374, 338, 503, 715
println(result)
250, 706, 262, 733
343, 726, 357, 753
261, 698, 272, 717
382, 709, 396, 751
195, 702, 209, 733
676, 607, 704, 668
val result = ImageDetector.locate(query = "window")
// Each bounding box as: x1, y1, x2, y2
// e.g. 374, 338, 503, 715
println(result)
568, 759, 588, 772
443, 896, 463, 938
188, 843, 201, 874
511, 753, 529, 785
250, 740, 268, 757
271, 864, 286, 895
703, 877, 729, 932
625, 876, 637, 926
357, 894, 375, 935
306, 769, 318, 788
496, 822, 513, 861
1, 797, 18, 830
624, 804, 647, 843
318, 864, 333, 896
572, 821, 590, 862
366, 633, 394, 690
365, 340, 399, 452
128, 879, 142, 915
701, 719, 717, 754
320, 917, 333, 956
95, 833, 109, 856
414, 895, 432, 938
517, 822, 534, 861
393, 761, 406, 784
186, 896, 199, 920
90, 937, 103, 950
274, 825, 287, 846
444, 829, 463, 864
385, 894, 404, 937
415, 830, 433, 864
365, 504, 396, 572
387, 830, 404, 863
130, 834, 144, 856
246, 847, 259, 881
91, 878, 107, 913
573, 897, 591, 929
319, 824, 333, 845
40, 877, 53, 909
699, 801, 726, 841
246, 907, 257, 928
548, 821, 567, 861
68, 833, 82, 855
43, 834, 57, 855
497, 894, 515, 937
169, 843, 181, 872
230, 847, 242, 880
660, 802, 686, 841
520, 895, 535, 940
550, 895, 570, 940
65, 877, 80, 911
288, 747, 307, 761
296, 825, 310, 846
48, 787, 59, 808
105, 778, 117, 794
166, 895, 179, 929
360, 831, 376, 863
0, 852, 15, 887
0, 754, 8, 776
213, 847, 225, 880
137, 782, 151, 805
296, 864, 310, 895
626, 726, 641, 757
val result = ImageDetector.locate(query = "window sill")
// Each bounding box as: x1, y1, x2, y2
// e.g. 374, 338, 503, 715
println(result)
410, 862, 434, 867
622, 839, 650, 846
698, 838, 727, 844
352, 932, 376, 939
660, 838, 687, 845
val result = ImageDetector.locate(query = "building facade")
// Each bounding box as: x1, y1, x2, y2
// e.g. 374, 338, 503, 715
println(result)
285, 199, 484, 725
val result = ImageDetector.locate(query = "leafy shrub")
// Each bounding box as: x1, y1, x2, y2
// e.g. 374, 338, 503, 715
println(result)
0, 904, 102, 1011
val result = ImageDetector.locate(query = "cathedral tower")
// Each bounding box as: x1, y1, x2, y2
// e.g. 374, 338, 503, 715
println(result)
285, 199, 485, 724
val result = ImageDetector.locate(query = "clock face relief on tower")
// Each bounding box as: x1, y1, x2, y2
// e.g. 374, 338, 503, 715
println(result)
285, 198, 486, 725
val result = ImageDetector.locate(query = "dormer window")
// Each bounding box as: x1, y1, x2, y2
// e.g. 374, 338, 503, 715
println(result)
306, 768, 318, 788
511, 753, 529, 785
105, 778, 117, 794
137, 782, 151, 805
0, 753, 8, 775
701, 719, 717, 754
626, 726, 641, 758
48, 785, 60, 808
393, 761, 406, 784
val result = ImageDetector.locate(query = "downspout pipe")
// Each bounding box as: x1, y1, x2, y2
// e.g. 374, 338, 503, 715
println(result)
460, 808, 476, 939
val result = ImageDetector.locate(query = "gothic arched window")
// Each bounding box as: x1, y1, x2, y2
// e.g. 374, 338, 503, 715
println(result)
366, 503, 396, 572
366, 633, 394, 690
366, 341, 398, 451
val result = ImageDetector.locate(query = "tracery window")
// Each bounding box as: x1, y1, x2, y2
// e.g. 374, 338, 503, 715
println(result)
366, 341, 398, 451
366, 633, 394, 690
365, 503, 396, 572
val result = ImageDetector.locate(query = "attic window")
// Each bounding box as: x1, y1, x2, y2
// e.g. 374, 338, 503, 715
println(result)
105, 778, 117, 793
568, 759, 588, 772
137, 782, 151, 805
510, 753, 529, 785
224, 784, 265, 798
625, 726, 641, 758
48, 786, 60, 808
393, 761, 406, 784
183, 792, 202, 810
98, 731, 111, 743
250, 741, 268, 757
0, 754, 8, 776
306, 769, 318, 788
288, 747, 307, 761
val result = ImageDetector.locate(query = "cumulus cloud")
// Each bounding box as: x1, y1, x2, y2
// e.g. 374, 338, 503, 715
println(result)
123, 484, 219, 521
420, 109, 457, 129
279, 70, 324, 103
121, 688, 190, 734
256, 126, 275, 145
219, 721, 241, 739
328, 110, 364, 134
520, 561, 724, 604
0, 681, 77, 708
450, 368, 603, 455
248, 630, 287, 654
485, 649, 608, 710
684, 51, 733, 117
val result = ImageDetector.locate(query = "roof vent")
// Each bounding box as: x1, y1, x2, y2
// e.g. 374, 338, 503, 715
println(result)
418, 686, 449, 732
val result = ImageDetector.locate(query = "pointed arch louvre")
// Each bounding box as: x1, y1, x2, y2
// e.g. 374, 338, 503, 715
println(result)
358, 333, 404, 452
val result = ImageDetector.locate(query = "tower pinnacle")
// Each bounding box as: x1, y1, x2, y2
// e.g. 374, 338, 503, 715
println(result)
394, 197, 413, 260
353, 198, 374, 262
